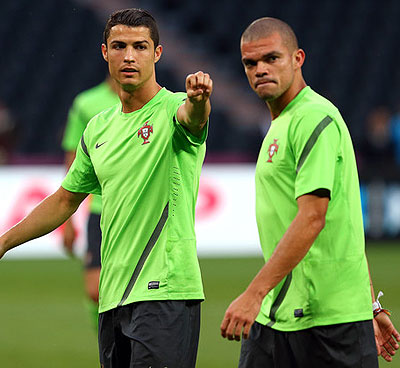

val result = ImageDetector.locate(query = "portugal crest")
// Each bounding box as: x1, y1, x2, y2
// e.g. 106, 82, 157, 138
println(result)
267, 139, 279, 162
138, 121, 153, 145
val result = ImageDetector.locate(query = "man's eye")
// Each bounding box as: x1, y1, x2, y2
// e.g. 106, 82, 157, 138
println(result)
136, 45, 146, 50
244, 61, 256, 68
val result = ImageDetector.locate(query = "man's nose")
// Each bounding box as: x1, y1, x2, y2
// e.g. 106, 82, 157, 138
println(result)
124, 46, 135, 62
255, 61, 269, 76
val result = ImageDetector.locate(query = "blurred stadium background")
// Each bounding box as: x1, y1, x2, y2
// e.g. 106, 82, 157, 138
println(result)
1, 0, 400, 366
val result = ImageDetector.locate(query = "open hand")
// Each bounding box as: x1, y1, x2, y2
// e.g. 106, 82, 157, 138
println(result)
373, 312, 400, 362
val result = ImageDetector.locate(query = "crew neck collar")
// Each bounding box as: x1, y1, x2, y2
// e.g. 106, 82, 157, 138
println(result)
276, 86, 310, 118
119, 87, 166, 117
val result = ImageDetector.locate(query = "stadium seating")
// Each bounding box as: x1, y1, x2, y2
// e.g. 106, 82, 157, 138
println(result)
2, 0, 400, 161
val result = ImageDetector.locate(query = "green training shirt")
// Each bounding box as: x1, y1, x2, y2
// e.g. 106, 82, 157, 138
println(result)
255, 86, 372, 331
62, 88, 207, 313
62, 81, 119, 214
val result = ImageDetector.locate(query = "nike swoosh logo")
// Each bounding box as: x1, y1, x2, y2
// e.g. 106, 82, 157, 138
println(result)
95, 142, 107, 149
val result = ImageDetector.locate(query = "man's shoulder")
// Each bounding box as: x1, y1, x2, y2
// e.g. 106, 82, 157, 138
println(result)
159, 88, 186, 105
288, 88, 345, 138
290, 88, 344, 128
295, 88, 340, 119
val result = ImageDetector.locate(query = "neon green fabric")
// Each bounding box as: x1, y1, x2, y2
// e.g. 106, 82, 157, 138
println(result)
62, 81, 119, 214
62, 88, 207, 313
255, 86, 372, 331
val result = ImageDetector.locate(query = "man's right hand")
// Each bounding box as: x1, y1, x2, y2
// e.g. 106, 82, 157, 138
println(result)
63, 218, 76, 255
220, 289, 263, 341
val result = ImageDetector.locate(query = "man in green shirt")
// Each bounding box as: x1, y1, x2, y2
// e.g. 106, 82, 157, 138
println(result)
220, 17, 399, 367
62, 76, 119, 325
0, 8, 211, 367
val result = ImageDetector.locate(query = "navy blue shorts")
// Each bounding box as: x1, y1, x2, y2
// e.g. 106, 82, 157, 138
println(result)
239, 320, 378, 368
98, 300, 201, 368
84, 213, 101, 269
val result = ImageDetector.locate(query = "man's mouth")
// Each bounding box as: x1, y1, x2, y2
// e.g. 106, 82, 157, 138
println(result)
255, 79, 275, 88
121, 68, 138, 74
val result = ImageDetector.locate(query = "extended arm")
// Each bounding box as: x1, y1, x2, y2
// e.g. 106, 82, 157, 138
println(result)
0, 186, 88, 259
176, 71, 212, 137
221, 193, 329, 341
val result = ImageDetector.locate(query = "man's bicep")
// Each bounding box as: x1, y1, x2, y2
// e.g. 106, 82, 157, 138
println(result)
296, 193, 330, 219
57, 186, 88, 208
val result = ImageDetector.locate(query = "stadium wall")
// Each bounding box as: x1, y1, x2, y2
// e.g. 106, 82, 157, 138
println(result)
0, 165, 262, 259
1, 165, 399, 260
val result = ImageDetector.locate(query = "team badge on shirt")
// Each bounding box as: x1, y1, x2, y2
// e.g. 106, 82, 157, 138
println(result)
138, 121, 153, 145
267, 139, 279, 162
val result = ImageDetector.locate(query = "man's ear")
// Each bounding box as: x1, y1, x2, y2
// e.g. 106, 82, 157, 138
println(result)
101, 43, 108, 62
154, 45, 163, 63
294, 48, 305, 69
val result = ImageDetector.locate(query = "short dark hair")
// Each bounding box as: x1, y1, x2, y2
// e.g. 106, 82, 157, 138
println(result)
103, 8, 159, 47
241, 17, 298, 52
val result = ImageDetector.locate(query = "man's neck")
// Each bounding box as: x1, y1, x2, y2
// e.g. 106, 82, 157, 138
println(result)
106, 76, 120, 95
267, 78, 307, 120
118, 81, 162, 113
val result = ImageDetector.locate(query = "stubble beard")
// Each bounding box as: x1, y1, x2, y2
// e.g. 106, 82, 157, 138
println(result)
256, 89, 280, 103
121, 82, 139, 93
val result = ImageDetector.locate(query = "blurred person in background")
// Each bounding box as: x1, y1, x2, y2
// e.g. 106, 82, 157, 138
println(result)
389, 106, 400, 166
0, 8, 211, 367
0, 101, 18, 164
358, 106, 397, 179
358, 106, 397, 238
220, 17, 399, 367
62, 75, 119, 327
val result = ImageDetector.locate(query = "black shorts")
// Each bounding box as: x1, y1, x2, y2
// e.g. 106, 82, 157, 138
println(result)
239, 320, 378, 368
84, 213, 101, 269
98, 300, 201, 368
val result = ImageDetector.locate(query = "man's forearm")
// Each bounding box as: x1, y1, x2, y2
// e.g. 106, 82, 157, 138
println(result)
178, 99, 210, 136
0, 187, 86, 256
177, 71, 212, 136
185, 99, 210, 129
220, 195, 328, 340
246, 198, 328, 302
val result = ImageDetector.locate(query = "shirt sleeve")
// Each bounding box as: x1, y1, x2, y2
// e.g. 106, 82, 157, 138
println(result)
62, 133, 101, 195
170, 93, 209, 146
290, 111, 341, 199
61, 97, 89, 151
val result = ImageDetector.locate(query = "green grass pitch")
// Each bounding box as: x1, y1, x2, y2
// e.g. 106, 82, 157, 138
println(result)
0, 243, 399, 367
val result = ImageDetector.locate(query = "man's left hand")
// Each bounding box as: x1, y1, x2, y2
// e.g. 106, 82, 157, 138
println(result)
373, 312, 400, 362
185, 71, 212, 103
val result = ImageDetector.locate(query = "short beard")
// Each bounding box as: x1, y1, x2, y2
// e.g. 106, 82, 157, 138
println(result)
257, 90, 279, 102
121, 82, 139, 93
